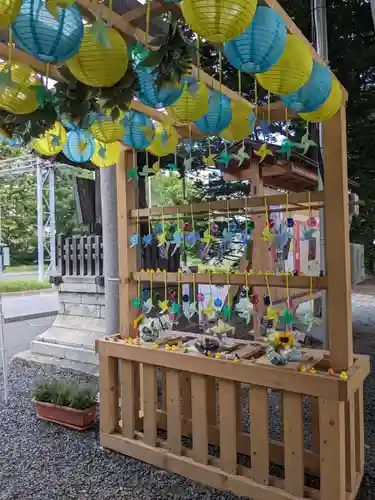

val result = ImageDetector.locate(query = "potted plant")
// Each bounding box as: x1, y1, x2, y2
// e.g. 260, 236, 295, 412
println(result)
32, 379, 97, 431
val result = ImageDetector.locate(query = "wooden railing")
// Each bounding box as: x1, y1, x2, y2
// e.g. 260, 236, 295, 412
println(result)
98, 336, 368, 500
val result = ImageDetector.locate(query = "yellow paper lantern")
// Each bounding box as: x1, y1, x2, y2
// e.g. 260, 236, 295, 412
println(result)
33, 122, 67, 156
256, 35, 313, 95
90, 109, 124, 143
147, 122, 178, 157
91, 140, 120, 167
0, 61, 41, 114
181, 0, 257, 44
0, 0, 21, 27
221, 100, 253, 141
167, 78, 209, 122
66, 27, 128, 87
299, 79, 342, 123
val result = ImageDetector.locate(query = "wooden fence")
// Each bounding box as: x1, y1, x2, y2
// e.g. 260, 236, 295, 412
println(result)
57, 234, 103, 277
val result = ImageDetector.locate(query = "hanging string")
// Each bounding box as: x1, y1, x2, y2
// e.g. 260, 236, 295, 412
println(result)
145, 0, 151, 44
267, 91, 271, 125
238, 70, 242, 96
148, 206, 151, 236
196, 35, 200, 82
264, 197, 269, 223
227, 199, 230, 233
265, 274, 273, 308
193, 272, 197, 303
285, 108, 289, 139
286, 193, 289, 221
245, 271, 249, 300
137, 274, 141, 301
219, 50, 223, 95
149, 269, 153, 299
176, 205, 181, 232
191, 203, 195, 234
208, 270, 212, 298
177, 269, 182, 305
8, 27, 12, 77
254, 79, 258, 120
189, 123, 192, 162
309, 276, 313, 311
286, 272, 290, 309
308, 191, 311, 221
164, 269, 167, 301
226, 272, 231, 310
208, 201, 211, 238
108, 0, 113, 27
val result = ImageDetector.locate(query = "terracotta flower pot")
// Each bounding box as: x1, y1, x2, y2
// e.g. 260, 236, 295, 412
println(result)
33, 400, 96, 431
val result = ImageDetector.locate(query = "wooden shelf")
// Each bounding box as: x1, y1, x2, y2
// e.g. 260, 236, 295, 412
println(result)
130, 191, 325, 219
133, 271, 328, 289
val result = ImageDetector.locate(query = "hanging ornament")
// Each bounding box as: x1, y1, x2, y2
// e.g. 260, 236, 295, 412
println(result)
136, 65, 183, 109
90, 140, 120, 168
67, 26, 128, 87
293, 129, 317, 155
12, 0, 83, 63
129, 199, 140, 247
181, 0, 257, 44
276, 139, 297, 160
280, 273, 295, 327
281, 61, 332, 114
147, 121, 178, 157
142, 271, 154, 314
168, 77, 209, 122
122, 110, 154, 149
33, 121, 67, 156
0, 61, 40, 114
256, 35, 313, 95
90, 109, 124, 144
195, 89, 232, 134
131, 275, 143, 310
224, 6, 287, 74
171, 207, 183, 256
158, 271, 169, 314
254, 143, 273, 163
299, 79, 342, 123
232, 143, 249, 166
63, 129, 94, 163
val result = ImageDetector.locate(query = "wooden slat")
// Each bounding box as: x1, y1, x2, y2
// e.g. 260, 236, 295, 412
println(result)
87, 235, 93, 276
249, 386, 269, 485
120, 359, 136, 438
133, 272, 328, 290
160, 368, 167, 411
143, 364, 157, 446
311, 397, 320, 453
354, 387, 365, 475
345, 396, 356, 492
191, 374, 208, 464
181, 373, 192, 422
166, 369, 182, 455
323, 107, 353, 371
219, 380, 237, 474
99, 354, 118, 434
283, 392, 304, 496
79, 237, 85, 275
319, 398, 346, 500
116, 149, 138, 338
72, 237, 78, 276
131, 191, 325, 218
94, 235, 101, 276
207, 377, 217, 427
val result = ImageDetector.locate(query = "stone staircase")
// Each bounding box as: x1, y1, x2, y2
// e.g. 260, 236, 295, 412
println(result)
29, 276, 105, 370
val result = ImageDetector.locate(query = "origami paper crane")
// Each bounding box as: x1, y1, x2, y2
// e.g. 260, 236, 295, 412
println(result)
128, 167, 138, 181
158, 299, 169, 314
142, 234, 153, 247
202, 296, 216, 320
171, 231, 183, 255
262, 224, 275, 244
184, 301, 198, 320
142, 298, 154, 314
232, 144, 249, 166
302, 309, 321, 332
235, 298, 253, 325
280, 307, 295, 326
294, 130, 317, 156
129, 234, 138, 248
187, 231, 200, 247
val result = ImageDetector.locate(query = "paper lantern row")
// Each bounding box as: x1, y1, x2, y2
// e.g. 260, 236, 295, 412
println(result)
222, 4, 341, 122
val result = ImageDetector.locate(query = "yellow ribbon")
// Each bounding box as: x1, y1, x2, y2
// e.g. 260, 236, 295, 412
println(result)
245, 271, 249, 300
267, 91, 271, 125
227, 271, 231, 309
308, 191, 311, 220
238, 69, 242, 96
286, 272, 290, 309
164, 269, 167, 301
254, 79, 258, 119
196, 35, 200, 82
177, 269, 182, 305
193, 272, 196, 302
309, 276, 313, 311
265, 274, 272, 308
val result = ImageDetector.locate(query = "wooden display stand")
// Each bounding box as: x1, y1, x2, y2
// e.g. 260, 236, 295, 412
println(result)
97, 105, 370, 500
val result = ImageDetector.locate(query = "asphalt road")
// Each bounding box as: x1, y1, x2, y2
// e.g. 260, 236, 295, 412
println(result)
1, 290, 58, 322
0, 272, 38, 282
0, 316, 55, 366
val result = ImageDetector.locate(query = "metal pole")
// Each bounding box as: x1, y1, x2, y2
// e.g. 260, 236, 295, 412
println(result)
100, 164, 119, 336
36, 159, 44, 282
0, 295, 8, 403
48, 167, 57, 275
312, 0, 328, 346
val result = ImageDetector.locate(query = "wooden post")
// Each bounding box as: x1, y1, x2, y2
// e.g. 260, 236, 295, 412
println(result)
116, 148, 138, 338
99, 354, 118, 434
323, 106, 353, 371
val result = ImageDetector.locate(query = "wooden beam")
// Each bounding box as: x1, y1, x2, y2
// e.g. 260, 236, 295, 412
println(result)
262, 0, 348, 101
130, 190, 325, 218
122, 0, 171, 23
323, 106, 353, 371
133, 271, 329, 289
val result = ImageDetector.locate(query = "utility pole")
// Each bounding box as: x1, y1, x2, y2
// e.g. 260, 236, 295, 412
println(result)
311, 0, 328, 346
36, 158, 44, 282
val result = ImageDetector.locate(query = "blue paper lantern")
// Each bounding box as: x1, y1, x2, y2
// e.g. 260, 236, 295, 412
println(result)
280, 61, 333, 113
63, 130, 94, 163
223, 6, 287, 74
195, 90, 232, 134
122, 110, 155, 150
136, 66, 183, 109
12, 0, 84, 63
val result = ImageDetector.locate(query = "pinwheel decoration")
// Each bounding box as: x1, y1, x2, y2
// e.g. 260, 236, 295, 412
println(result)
294, 130, 317, 155
254, 143, 274, 163
171, 230, 183, 255
232, 144, 249, 166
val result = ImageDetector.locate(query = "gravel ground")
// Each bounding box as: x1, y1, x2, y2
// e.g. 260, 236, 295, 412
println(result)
1, 332, 375, 499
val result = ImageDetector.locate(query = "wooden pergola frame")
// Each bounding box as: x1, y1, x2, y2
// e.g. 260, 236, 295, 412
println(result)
8, 0, 364, 498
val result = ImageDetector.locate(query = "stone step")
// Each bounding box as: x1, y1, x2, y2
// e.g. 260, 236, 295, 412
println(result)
31, 339, 98, 365
14, 350, 99, 375
53, 314, 106, 333
36, 326, 102, 350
